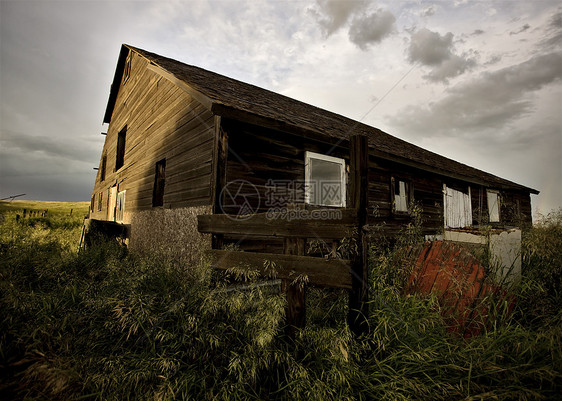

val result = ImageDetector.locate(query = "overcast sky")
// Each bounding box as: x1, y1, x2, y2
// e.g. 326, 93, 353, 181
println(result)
1, 0, 560, 218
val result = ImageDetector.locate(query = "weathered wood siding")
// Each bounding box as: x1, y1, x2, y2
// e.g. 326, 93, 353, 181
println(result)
366, 157, 444, 235
90, 50, 215, 222
220, 119, 531, 243
221, 119, 349, 214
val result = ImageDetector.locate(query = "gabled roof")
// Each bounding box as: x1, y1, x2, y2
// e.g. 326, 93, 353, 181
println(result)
104, 44, 538, 194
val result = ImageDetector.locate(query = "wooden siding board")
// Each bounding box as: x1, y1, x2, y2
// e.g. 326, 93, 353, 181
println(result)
92, 51, 214, 217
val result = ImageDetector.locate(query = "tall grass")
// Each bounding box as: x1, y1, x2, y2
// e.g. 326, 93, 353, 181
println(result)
0, 204, 560, 400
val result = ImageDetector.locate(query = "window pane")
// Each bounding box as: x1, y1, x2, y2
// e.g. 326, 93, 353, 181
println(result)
395, 180, 408, 212
309, 158, 342, 206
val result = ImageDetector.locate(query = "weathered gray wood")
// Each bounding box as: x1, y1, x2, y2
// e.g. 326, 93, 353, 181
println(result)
206, 249, 352, 289
198, 211, 357, 239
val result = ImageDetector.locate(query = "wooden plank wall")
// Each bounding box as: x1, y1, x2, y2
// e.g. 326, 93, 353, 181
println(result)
366, 157, 443, 235
90, 50, 215, 221
219, 118, 533, 250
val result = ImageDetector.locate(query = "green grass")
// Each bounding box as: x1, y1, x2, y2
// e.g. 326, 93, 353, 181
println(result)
0, 204, 560, 400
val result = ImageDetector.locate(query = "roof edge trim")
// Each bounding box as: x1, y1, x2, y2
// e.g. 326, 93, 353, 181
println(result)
103, 45, 129, 124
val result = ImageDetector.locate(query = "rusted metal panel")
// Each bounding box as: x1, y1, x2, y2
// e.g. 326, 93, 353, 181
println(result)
406, 241, 514, 337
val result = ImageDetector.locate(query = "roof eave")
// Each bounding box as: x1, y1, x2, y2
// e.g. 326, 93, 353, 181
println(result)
103, 44, 129, 124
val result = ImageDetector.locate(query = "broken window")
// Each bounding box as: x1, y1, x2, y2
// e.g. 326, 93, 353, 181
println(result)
391, 177, 411, 213
115, 190, 126, 223
100, 155, 107, 182
304, 151, 346, 207
152, 158, 166, 207
90, 195, 95, 213
115, 127, 126, 170
487, 190, 500, 223
443, 184, 472, 228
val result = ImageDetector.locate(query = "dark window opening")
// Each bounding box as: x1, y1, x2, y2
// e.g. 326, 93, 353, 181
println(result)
90, 195, 95, 212
152, 158, 166, 207
100, 155, 107, 181
115, 127, 126, 170
97, 192, 103, 211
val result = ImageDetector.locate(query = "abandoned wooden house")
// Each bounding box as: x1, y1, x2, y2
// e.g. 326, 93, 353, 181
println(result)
87, 44, 538, 314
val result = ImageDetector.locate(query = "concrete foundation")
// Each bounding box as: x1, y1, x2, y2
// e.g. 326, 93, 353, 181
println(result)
128, 205, 212, 267
444, 228, 521, 285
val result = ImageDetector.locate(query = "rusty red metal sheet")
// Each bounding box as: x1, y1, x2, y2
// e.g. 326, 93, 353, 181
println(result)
405, 241, 514, 337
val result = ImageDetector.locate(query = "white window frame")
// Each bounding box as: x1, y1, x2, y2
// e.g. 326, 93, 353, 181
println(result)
304, 151, 346, 207
487, 189, 500, 223
115, 190, 126, 223
443, 184, 472, 228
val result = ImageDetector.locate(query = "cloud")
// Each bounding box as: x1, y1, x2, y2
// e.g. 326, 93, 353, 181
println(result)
390, 51, 562, 136
510, 23, 531, 35
0, 129, 95, 171
408, 28, 454, 65
313, 0, 366, 35
420, 5, 436, 17
408, 28, 476, 82
348, 9, 396, 49
540, 11, 562, 50
424, 54, 477, 82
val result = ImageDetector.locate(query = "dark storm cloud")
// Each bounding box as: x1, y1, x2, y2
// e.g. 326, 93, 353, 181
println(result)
0, 129, 96, 167
390, 51, 562, 136
348, 9, 396, 49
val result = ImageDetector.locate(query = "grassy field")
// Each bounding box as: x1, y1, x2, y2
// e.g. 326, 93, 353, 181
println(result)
0, 202, 560, 400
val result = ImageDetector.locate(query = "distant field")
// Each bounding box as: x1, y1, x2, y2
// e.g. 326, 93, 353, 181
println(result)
0, 200, 89, 216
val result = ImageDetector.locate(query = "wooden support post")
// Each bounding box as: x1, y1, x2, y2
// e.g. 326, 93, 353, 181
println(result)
348, 135, 369, 335
212, 116, 228, 249
284, 237, 306, 337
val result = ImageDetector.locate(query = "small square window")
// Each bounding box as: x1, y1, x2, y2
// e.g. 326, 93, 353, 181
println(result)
487, 190, 500, 223
152, 159, 166, 207
304, 151, 346, 207
115, 127, 126, 170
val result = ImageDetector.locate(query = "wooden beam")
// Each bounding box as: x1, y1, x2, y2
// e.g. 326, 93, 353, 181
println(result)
284, 237, 307, 336
198, 210, 357, 239
206, 249, 352, 289
348, 135, 369, 335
